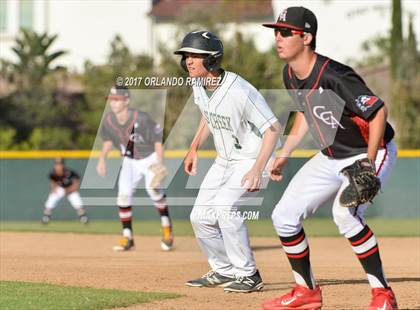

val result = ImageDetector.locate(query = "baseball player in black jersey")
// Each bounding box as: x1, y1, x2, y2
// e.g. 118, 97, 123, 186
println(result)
42, 158, 88, 224
96, 85, 173, 252
261, 7, 398, 310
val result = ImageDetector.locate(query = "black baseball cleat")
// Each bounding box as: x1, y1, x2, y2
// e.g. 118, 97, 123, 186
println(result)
224, 270, 264, 293
41, 215, 51, 225
186, 270, 235, 288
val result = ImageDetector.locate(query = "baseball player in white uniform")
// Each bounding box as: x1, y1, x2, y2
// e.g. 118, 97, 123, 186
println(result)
174, 31, 281, 293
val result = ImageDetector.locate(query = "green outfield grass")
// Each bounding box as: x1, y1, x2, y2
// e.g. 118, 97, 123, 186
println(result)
0, 281, 179, 310
0, 218, 419, 237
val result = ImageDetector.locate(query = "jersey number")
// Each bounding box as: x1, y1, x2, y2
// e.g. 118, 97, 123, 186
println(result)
232, 135, 242, 150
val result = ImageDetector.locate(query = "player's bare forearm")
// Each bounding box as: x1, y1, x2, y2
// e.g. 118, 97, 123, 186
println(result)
184, 117, 209, 176
253, 121, 282, 172
270, 113, 307, 181
154, 142, 164, 163
367, 106, 387, 162
189, 116, 210, 153
278, 112, 309, 158
97, 141, 112, 177
99, 141, 113, 161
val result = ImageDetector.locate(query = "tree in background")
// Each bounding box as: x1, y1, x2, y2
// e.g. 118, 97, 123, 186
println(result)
347, 0, 419, 148
79, 35, 155, 149
1, 29, 66, 89
391, 11, 420, 148
2, 1, 416, 149
0, 33, 157, 150
0, 4, 287, 150
390, 0, 403, 80
0, 29, 73, 149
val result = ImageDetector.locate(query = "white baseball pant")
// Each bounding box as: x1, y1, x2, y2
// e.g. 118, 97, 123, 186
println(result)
117, 152, 165, 207
272, 141, 397, 239
45, 186, 83, 210
190, 157, 269, 277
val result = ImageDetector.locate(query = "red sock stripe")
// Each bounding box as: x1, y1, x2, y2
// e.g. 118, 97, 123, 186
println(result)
119, 207, 132, 213
357, 246, 378, 259
281, 233, 305, 246
121, 217, 132, 222
286, 248, 309, 259
351, 229, 373, 246
376, 145, 388, 176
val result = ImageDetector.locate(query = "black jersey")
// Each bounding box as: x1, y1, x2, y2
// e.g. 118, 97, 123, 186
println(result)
100, 108, 163, 159
283, 54, 394, 159
49, 168, 79, 188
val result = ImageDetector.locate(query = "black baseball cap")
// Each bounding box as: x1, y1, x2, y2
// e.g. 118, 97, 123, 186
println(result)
263, 6, 317, 36
107, 85, 130, 99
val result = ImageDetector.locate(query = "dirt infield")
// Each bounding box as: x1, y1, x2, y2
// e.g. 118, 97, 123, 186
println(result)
1, 232, 419, 309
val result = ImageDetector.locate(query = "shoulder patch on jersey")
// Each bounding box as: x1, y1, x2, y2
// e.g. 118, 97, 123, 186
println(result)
355, 95, 378, 112
154, 123, 163, 134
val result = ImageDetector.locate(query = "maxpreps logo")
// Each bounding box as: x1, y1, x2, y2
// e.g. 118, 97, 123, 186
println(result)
355, 95, 378, 112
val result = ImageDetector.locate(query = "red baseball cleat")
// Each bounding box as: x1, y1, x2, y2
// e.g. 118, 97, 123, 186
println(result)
368, 287, 398, 310
261, 284, 322, 310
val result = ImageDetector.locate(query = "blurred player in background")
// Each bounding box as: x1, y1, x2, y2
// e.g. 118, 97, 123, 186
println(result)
42, 158, 88, 224
96, 85, 173, 252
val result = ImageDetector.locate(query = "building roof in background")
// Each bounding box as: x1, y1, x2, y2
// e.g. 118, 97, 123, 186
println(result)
149, 0, 273, 19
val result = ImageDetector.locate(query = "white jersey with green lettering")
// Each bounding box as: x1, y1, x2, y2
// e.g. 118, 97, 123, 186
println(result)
190, 70, 279, 277
192, 71, 278, 160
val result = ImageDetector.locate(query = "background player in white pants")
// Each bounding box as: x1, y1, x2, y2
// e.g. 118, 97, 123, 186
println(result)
96, 85, 173, 252
174, 31, 281, 293
261, 7, 398, 310
42, 158, 88, 224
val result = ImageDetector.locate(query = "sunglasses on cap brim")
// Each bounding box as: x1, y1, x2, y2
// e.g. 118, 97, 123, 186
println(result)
274, 27, 305, 37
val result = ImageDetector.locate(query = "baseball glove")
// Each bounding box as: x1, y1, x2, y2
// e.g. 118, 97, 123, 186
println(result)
339, 158, 381, 208
149, 163, 168, 189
